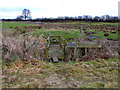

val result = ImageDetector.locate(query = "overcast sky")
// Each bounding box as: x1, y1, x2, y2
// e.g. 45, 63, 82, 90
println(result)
0, 0, 119, 19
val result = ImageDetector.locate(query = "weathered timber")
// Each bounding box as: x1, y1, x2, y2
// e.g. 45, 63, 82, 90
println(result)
45, 26, 101, 62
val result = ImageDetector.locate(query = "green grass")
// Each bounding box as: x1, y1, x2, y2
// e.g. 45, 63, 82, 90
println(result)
34, 29, 80, 39
91, 31, 119, 40
2, 22, 34, 29
2, 21, 119, 30
34, 29, 119, 41
2, 21, 119, 41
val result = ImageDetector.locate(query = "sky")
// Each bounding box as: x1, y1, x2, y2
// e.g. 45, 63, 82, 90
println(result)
0, 0, 119, 19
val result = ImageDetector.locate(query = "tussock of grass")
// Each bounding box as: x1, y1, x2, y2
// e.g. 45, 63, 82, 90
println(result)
2, 58, 118, 88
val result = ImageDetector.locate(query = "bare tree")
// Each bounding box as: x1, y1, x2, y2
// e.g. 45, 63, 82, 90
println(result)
22, 9, 32, 20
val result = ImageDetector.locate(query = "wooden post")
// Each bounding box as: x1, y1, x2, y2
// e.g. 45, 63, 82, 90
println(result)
79, 25, 83, 36
79, 25, 85, 41
85, 48, 88, 56
74, 46, 77, 58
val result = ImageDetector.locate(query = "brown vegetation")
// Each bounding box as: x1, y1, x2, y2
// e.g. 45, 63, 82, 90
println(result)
2, 34, 46, 63
35, 24, 118, 32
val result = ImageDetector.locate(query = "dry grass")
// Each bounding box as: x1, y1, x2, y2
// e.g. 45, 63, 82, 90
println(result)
2, 34, 46, 62
2, 58, 118, 88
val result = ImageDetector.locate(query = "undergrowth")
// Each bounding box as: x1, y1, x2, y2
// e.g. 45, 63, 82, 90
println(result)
2, 58, 119, 88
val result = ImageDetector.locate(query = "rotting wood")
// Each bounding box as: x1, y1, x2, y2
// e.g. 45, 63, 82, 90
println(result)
45, 26, 101, 62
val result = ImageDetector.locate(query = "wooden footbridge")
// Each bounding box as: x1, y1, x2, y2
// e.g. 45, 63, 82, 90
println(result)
45, 27, 101, 62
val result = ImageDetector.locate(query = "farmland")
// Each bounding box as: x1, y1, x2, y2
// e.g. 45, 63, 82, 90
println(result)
1, 21, 119, 88
2, 21, 119, 40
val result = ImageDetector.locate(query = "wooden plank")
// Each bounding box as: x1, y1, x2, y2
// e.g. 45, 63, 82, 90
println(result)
49, 45, 61, 51
66, 42, 101, 48
53, 56, 59, 62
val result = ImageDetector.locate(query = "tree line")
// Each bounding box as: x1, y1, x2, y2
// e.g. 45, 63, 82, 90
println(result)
1, 9, 119, 22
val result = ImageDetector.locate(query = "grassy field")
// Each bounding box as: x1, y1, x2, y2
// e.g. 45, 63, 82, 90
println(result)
2, 21, 119, 88
34, 29, 79, 39
2, 21, 119, 29
2, 21, 118, 40
91, 31, 118, 40
2, 58, 118, 88
2, 21, 34, 29
34, 29, 118, 41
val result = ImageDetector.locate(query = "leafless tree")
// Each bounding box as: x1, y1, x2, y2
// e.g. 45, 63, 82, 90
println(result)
22, 9, 32, 20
